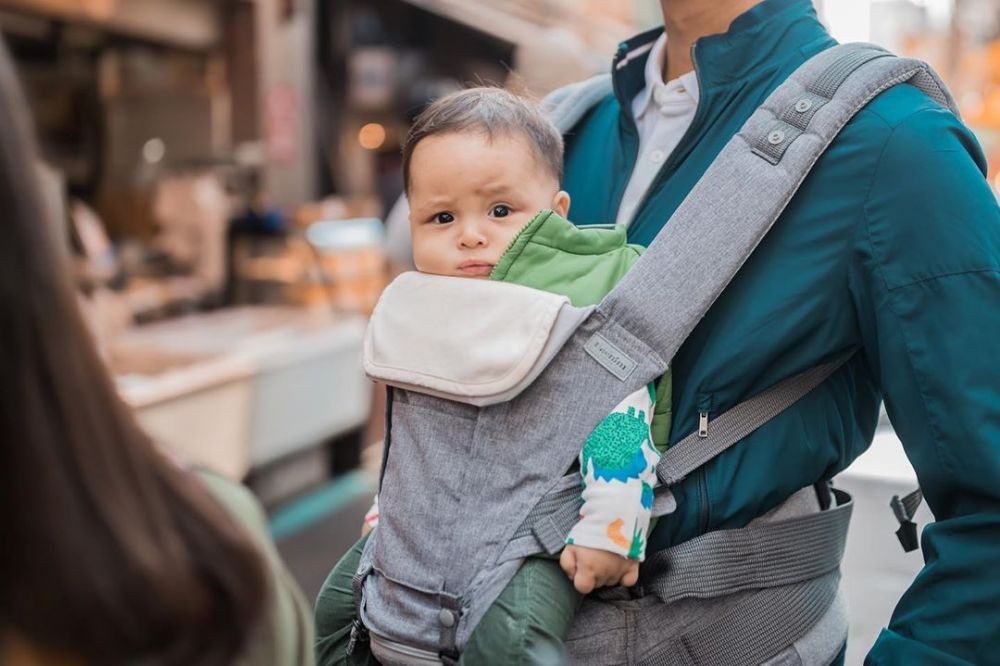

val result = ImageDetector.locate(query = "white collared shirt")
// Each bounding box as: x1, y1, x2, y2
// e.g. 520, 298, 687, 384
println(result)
615, 33, 700, 227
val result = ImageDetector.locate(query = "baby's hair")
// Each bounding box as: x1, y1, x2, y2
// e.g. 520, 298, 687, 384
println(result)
401, 87, 564, 192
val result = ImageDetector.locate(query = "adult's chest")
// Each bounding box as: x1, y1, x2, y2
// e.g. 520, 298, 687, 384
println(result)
628, 115, 887, 439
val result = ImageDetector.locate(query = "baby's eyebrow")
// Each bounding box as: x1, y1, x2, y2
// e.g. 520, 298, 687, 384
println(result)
412, 195, 454, 211
474, 183, 514, 197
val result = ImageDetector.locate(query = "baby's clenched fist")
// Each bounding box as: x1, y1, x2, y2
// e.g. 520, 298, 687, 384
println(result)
559, 544, 639, 594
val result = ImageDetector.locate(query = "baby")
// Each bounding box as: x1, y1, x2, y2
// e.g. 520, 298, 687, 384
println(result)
318, 88, 669, 663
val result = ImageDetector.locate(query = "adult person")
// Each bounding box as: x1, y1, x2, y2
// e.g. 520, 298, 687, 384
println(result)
320, 0, 999, 662
556, 0, 999, 662
0, 38, 314, 665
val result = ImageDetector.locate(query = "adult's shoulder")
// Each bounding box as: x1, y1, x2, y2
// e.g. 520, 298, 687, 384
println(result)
853, 83, 999, 290
857, 82, 986, 166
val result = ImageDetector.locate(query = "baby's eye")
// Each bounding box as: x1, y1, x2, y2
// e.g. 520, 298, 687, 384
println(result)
490, 205, 511, 218
433, 212, 455, 224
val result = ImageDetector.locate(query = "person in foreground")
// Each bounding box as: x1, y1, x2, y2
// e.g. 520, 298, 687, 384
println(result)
0, 37, 314, 666
316, 88, 673, 663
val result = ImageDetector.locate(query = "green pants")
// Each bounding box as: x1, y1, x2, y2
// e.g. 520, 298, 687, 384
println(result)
315, 534, 582, 665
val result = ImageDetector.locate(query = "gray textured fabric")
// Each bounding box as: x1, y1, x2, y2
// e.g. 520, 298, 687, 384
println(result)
356, 44, 957, 663
543, 74, 613, 134
639, 488, 852, 604
752, 46, 893, 163
787, 587, 849, 666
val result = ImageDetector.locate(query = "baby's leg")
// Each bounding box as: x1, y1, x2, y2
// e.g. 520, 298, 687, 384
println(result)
314, 533, 377, 665
461, 556, 582, 664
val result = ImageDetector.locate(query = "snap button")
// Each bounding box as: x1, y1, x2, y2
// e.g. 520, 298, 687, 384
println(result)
794, 98, 813, 113
650, 149, 666, 164
767, 130, 785, 145
439, 609, 456, 628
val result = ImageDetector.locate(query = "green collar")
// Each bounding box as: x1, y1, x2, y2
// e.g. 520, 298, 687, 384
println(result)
490, 209, 629, 282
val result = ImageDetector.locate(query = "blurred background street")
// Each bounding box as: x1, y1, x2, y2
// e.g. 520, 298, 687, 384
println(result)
1, 1, 996, 662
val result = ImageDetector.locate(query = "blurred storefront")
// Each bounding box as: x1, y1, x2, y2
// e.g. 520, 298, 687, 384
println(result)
0, 0, 377, 500
0, 0, 654, 497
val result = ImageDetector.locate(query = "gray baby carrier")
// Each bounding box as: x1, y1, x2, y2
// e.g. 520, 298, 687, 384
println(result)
354, 44, 956, 665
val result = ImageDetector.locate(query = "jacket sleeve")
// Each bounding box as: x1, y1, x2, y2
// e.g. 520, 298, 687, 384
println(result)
848, 106, 1000, 665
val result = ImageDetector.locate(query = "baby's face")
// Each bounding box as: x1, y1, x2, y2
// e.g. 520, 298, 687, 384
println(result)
408, 131, 568, 278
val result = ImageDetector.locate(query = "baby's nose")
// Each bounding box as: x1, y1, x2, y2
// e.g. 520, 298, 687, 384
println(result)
458, 228, 488, 247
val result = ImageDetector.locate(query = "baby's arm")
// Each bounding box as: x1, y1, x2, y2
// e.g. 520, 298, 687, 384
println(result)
561, 385, 659, 593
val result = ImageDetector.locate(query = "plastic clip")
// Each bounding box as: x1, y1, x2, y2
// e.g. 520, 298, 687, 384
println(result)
890, 489, 923, 553
346, 617, 368, 656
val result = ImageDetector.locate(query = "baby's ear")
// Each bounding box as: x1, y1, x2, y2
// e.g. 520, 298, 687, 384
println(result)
552, 190, 571, 218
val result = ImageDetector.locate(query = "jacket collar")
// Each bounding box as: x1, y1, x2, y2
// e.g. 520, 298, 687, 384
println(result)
632, 33, 701, 122
612, 0, 835, 110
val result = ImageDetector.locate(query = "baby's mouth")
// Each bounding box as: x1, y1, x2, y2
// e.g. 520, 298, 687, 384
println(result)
457, 260, 494, 277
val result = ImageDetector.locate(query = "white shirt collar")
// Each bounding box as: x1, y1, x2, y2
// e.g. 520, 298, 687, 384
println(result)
631, 32, 700, 121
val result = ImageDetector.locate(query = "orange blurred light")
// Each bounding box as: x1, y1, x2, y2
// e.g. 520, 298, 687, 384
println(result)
358, 123, 386, 150
82, 0, 117, 20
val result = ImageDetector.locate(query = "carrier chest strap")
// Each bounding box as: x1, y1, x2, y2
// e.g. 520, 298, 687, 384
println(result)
655, 349, 857, 487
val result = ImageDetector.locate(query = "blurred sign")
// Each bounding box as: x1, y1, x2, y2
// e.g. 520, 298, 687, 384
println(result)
266, 85, 300, 164
12, 0, 118, 19
349, 47, 398, 111
0, 0, 219, 49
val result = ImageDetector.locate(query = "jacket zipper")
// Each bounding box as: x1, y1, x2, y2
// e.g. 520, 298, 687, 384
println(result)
695, 392, 713, 532
627, 41, 707, 228
698, 410, 710, 438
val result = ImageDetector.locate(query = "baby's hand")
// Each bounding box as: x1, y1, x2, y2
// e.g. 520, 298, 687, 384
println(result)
559, 544, 639, 594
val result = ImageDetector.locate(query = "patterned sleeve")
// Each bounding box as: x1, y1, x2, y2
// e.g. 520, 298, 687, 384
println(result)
566, 384, 660, 561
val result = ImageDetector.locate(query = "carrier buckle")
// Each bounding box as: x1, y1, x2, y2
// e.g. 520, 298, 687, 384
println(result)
345, 617, 369, 656
890, 489, 923, 553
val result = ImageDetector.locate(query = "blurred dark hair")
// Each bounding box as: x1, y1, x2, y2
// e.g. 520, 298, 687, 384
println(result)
0, 37, 268, 664
401, 86, 564, 191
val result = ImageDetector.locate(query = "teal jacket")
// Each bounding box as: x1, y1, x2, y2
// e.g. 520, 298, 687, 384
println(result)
561, 0, 1000, 663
